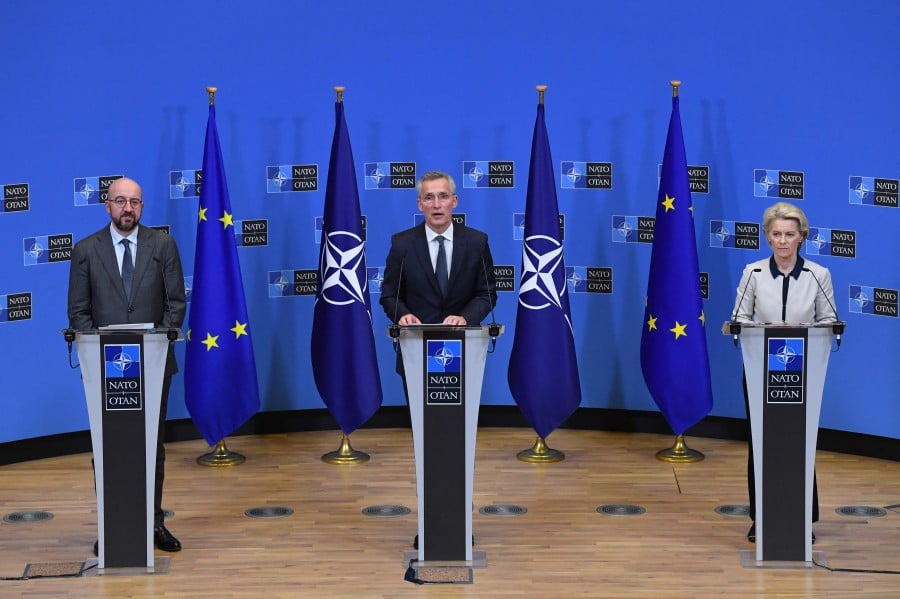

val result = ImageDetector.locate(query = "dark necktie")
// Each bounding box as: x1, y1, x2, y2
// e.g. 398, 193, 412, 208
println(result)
121, 238, 134, 301
435, 235, 449, 297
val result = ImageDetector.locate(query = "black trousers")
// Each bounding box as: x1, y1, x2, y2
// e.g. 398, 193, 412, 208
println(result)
742, 373, 819, 522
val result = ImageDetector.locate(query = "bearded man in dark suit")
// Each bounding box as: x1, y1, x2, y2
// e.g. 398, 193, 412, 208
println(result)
67, 176, 186, 553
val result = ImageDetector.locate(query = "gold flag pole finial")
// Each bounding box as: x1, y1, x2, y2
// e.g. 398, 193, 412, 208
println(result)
206, 86, 217, 106
669, 80, 681, 98
536, 84, 548, 105
334, 86, 345, 103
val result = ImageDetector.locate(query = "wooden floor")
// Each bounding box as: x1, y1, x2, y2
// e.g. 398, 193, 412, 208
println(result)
1, 428, 898, 598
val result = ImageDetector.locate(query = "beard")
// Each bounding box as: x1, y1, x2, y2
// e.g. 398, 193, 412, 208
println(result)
112, 213, 139, 233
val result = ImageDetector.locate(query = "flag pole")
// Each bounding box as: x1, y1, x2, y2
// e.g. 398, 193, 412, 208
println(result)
515, 84, 566, 464
654, 80, 704, 464
194, 85, 248, 468
318, 85, 371, 466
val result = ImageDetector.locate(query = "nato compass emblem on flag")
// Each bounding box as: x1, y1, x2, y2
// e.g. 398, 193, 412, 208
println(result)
517, 234, 573, 331
318, 230, 369, 309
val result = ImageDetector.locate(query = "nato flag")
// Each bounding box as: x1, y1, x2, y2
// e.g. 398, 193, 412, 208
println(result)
310, 100, 383, 434
508, 102, 581, 440
184, 104, 261, 446
639, 95, 713, 435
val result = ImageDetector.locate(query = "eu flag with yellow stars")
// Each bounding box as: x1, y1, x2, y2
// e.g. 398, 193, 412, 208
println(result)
184, 102, 260, 446
639, 93, 712, 436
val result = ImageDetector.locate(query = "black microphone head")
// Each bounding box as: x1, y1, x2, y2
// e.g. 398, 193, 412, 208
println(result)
63, 328, 76, 342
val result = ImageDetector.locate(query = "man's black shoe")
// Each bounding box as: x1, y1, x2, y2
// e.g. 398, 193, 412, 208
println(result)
747, 523, 755, 543
154, 525, 182, 552
93, 540, 98, 556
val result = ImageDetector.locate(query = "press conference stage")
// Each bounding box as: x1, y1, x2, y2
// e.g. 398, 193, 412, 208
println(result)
1, 427, 898, 598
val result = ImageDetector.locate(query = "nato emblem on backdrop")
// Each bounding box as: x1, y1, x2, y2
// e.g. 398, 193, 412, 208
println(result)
611, 215, 654, 244
268, 269, 317, 297
657, 164, 709, 194
169, 169, 202, 199
184, 276, 192, 304
699, 272, 709, 299
235, 219, 268, 247
493, 265, 516, 292
367, 267, 384, 295
806, 227, 856, 258
849, 285, 898, 317
566, 266, 613, 294
766, 338, 805, 404
848, 175, 898, 208
560, 161, 612, 189
0, 292, 32, 323
73, 175, 122, 206
104, 343, 142, 411
3, 182, 29, 213
463, 161, 515, 188
23, 234, 72, 265
364, 162, 415, 189
709, 220, 759, 250
754, 169, 804, 200
266, 164, 318, 193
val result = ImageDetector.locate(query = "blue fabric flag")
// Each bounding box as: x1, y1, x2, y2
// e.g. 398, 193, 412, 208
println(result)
310, 100, 383, 434
639, 95, 713, 435
184, 104, 261, 446
507, 102, 581, 439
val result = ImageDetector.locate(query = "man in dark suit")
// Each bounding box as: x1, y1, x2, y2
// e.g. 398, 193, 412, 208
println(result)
67, 176, 186, 553
380, 169, 497, 354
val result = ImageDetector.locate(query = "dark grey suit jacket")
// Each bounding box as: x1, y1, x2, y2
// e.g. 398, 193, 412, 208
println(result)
67, 223, 187, 373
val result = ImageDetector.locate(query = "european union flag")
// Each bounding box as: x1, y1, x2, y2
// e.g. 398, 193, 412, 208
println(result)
184, 103, 260, 446
640, 94, 713, 435
507, 101, 581, 439
310, 99, 383, 434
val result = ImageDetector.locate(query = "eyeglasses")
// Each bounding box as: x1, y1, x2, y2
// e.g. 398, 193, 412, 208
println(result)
420, 193, 455, 204
107, 198, 143, 208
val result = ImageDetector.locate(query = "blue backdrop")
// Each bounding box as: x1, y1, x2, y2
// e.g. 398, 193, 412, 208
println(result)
2, 1, 898, 443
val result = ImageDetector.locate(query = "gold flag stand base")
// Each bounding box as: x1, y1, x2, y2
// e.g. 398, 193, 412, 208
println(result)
197, 440, 246, 466
655, 434, 704, 463
517, 436, 565, 463
322, 433, 370, 465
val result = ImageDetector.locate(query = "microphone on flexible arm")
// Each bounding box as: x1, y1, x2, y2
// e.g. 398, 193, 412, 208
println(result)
153, 256, 179, 342
730, 268, 762, 346
480, 255, 500, 352
388, 251, 406, 346
802, 267, 845, 347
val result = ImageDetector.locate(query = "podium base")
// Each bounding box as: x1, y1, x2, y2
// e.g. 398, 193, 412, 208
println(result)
83, 556, 171, 576
739, 550, 826, 570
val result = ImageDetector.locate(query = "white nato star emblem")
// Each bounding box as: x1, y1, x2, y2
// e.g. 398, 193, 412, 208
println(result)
368, 167, 386, 186
274, 274, 290, 294
176, 176, 191, 192
716, 225, 731, 243
371, 270, 384, 290
272, 169, 288, 189
112, 351, 134, 373
853, 289, 870, 310
319, 230, 367, 306
775, 344, 797, 367
79, 182, 95, 201
467, 165, 485, 184
567, 269, 582, 287
854, 181, 870, 199
810, 232, 828, 251
29, 241, 45, 260
433, 346, 455, 367
616, 220, 633, 239
566, 166, 583, 184
518, 234, 566, 311
759, 175, 775, 193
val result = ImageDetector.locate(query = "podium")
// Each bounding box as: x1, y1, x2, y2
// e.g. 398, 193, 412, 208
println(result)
733, 322, 839, 563
394, 324, 501, 566
70, 326, 181, 570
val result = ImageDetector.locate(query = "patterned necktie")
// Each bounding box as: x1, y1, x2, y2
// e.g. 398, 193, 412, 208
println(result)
121, 239, 134, 301
435, 235, 449, 296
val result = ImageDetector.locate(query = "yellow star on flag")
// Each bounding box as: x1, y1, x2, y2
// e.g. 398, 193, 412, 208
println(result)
231, 320, 249, 339
201, 332, 219, 351
198, 207, 208, 222
219, 210, 234, 229
699, 310, 706, 326
661, 194, 675, 212
647, 314, 658, 331
186, 329, 192, 342
670, 321, 687, 339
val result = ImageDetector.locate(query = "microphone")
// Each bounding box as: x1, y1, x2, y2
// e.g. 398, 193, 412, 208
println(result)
802, 267, 845, 347
730, 268, 762, 346
389, 252, 406, 343
480, 255, 500, 351
62, 328, 79, 369
153, 256, 178, 341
